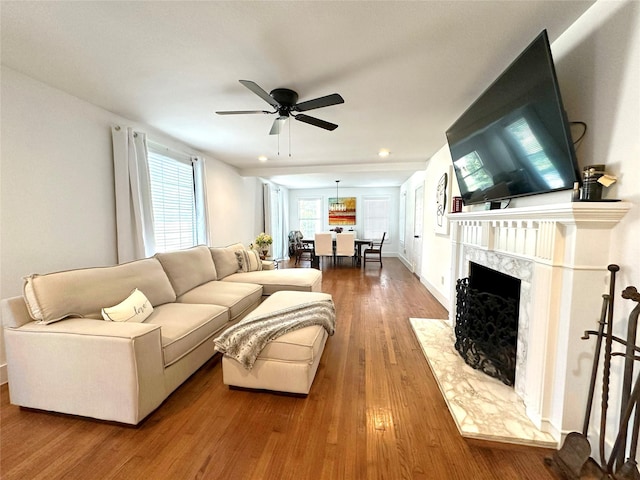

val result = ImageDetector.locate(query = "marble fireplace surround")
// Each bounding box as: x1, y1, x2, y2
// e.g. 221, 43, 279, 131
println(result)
448, 202, 630, 441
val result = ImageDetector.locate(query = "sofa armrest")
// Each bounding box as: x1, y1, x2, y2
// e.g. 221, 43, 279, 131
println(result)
4, 316, 166, 424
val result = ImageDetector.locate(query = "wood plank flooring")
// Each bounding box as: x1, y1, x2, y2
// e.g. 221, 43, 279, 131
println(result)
0, 258, 560, 479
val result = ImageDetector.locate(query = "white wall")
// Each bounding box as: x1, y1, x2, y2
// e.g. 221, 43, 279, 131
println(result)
411, 0, 639, 457
0, 67, 263, 382
420, 146, 460, 307
287, 186, 399, 255
551, 0, 640, 458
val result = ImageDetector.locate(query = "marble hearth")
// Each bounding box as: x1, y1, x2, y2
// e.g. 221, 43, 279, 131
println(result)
447, 202, 630, 443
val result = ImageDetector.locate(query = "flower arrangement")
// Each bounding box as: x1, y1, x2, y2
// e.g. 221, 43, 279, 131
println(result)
254, 232, 273, 248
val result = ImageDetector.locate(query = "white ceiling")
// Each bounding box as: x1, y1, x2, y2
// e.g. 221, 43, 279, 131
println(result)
1, 1, 594, 189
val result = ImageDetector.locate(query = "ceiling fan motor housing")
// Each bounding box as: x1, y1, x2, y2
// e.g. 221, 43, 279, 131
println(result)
270, 88, 298, 110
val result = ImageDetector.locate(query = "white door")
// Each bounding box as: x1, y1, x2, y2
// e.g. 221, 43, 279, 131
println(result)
413, 185, 424, 276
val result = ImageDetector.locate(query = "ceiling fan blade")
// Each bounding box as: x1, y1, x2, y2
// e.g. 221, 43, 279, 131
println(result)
239, 80, 280, 108
269, 116, 288, 135
294, 114, 338, 131
215, 110, 273, 115
294, 93, 344, 112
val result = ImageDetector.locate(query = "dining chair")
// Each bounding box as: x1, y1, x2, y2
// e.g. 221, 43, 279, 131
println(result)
335, 232, 356, 266
363, 232, 386, 268
314, 232, 334, 266
294, 234, 314, 266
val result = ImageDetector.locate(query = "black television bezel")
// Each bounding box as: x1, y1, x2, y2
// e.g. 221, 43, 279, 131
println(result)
446, 29, 580, 206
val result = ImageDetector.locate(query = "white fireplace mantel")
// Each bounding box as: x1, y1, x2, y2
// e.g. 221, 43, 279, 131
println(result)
448, 201, 631, 441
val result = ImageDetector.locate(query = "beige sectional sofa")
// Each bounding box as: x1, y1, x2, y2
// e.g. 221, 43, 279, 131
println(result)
1, 244, 322, 425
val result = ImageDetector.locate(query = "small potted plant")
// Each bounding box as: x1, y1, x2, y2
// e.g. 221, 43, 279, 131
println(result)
254, 232, 273, 259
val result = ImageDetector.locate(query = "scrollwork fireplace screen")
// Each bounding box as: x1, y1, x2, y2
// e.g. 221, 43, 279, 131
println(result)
454, 263, 520, 386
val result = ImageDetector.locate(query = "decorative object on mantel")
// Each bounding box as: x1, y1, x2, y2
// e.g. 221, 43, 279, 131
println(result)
331, 227, 343, 233
452, 196, 463, 213
254, 232, 272, 260
576, 164, 619, 202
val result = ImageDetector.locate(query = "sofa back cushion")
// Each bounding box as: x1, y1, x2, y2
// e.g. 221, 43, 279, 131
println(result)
210, 243, 245, 279
155, 246, 218, 297
23, 258, 176, 324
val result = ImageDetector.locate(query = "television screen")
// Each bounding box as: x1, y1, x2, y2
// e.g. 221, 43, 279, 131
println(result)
446, 30, 579, 206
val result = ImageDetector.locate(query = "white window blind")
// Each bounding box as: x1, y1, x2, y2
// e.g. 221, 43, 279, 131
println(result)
362, 196, 390, 241
147, 147, 197, 252
297, 197, 322, 240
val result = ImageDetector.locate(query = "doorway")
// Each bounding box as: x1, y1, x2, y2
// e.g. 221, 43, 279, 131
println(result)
413, 184, 424, 276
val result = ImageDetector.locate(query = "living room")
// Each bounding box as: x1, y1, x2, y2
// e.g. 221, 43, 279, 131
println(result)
1, 1, 639, 478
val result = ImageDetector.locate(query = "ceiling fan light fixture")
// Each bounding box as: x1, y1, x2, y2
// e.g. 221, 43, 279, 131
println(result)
329, 180, 346, 212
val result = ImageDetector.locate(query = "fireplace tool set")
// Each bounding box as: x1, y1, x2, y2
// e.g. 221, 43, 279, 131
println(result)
547, 264, 640, 479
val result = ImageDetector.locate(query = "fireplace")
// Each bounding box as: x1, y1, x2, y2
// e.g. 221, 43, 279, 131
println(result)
454, 263, 521, 386
448, 202, 630, 440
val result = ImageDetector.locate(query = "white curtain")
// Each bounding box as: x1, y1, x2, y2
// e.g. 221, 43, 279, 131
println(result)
262, 183, 289, 260
278, 186, 289, 260
192, 156, 210, 246
263, 182, 274, 247
111, 126, 155, 263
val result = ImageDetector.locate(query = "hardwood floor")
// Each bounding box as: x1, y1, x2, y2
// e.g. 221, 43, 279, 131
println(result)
0, 258, 558, 480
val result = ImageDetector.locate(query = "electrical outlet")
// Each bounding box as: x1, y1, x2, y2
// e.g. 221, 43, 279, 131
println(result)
441, 276, 445, 285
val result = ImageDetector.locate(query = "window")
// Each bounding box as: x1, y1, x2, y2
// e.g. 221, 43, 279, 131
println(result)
297, 197, 322, 240
362, 196, 390, 241
147, 145, 198, 252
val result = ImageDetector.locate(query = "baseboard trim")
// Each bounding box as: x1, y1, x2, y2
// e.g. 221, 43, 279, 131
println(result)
1, 363, 7, 385
419, 276, 449, 311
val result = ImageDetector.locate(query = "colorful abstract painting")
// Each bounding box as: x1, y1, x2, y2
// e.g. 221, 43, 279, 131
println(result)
328, 197, 356, 225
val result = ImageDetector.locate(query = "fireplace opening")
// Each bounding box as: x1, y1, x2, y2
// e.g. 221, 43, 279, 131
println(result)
454, 262, 521, 386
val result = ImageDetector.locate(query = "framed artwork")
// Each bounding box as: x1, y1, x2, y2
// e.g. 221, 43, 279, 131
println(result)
435, 167, 452, 235
328, 197, 356, 225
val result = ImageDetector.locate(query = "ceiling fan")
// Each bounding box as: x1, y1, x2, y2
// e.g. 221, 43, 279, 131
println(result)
216, 80, 344, 135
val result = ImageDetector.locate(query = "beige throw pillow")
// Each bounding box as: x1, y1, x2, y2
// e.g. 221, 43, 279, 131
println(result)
210, 243, 245, 279
101, 289, 153, 322
236, 249, 263, 273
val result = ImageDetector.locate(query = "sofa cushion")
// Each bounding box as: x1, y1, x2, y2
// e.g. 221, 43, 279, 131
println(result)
177, 281, 262, 321
101, 288, 153, 322
155, 245, 218, 296
235, 249, 263, 273
222, 268, 322, 295
148, 303, 228, 367
209, 243, 245, 279
23, 258, 176, 324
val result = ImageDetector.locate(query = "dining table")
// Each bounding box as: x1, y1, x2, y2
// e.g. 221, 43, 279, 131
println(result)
301, 238, 372, 267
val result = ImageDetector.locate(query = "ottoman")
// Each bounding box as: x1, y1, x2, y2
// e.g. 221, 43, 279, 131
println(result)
221, 290, 333, 394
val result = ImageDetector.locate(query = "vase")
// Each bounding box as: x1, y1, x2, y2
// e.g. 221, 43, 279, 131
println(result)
261, 249, 269, 259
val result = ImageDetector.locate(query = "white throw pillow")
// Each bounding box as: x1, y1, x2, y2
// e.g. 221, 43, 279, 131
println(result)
101, 288, 153, 322
235, 249, 263, 273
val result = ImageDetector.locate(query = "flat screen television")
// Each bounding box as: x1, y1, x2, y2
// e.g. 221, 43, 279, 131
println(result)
446, 30, 580, 206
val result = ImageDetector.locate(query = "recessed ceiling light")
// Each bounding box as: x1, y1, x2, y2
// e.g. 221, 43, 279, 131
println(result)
378, 149, 390, 158
258, 155, 268, 162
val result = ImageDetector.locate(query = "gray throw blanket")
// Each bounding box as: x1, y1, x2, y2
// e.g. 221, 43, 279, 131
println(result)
213, 299, 336, 370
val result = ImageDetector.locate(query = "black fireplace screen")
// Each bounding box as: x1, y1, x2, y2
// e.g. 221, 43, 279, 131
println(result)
454, 277, 518, 386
